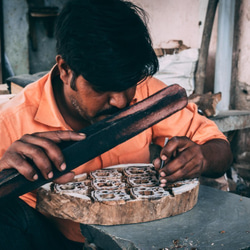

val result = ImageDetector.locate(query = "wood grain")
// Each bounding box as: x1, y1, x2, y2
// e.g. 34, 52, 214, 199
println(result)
37, 166, 199, 225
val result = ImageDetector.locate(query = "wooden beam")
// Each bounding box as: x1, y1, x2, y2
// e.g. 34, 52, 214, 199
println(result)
195, 0, 219, 94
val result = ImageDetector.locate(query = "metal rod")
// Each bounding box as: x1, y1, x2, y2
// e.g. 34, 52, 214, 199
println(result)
214, 0, 236, 111
160, 138, 169, 169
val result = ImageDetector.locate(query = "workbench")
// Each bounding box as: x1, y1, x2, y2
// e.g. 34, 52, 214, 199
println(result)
80, 185, 250, 249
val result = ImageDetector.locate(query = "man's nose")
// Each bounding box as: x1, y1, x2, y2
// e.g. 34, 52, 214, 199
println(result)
109, 92, 129, 109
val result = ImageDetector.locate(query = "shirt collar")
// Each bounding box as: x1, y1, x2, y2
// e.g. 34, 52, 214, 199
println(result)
34, 65, 70, 129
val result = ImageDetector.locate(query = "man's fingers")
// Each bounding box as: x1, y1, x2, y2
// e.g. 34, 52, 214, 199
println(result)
161, 149, 193, 175
0, 151, 38, 181
152, 158, 161, 170
53, 172, 75, 184
0, 130, 86, 181
34, 130, 86, 143
159, 158, 202, 186
19, 134, 66, 175
18, 131, 86, 177
160, 136, 193, 160
10, 139, 56, 180
161, 166, 200, 184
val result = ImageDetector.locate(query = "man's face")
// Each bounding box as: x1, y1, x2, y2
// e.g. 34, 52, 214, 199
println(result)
66, 74, 137, 125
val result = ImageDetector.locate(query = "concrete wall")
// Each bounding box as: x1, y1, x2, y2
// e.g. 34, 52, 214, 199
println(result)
3, 0, 29, 75
132, 0, 209, 49
3, 0, 210, 76
28, 0, 66, 73
234, 0, 250, 110
3, 0, 66, 76
230, 0, 250, 173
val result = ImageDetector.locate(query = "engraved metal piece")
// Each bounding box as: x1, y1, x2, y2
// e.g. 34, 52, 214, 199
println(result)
127, 176, 159, 187
90, 169, 122, 180
92, 178, 127, 190
130, 186, 169, 199
92, 189, 131, 202
123, 166, 157, 177
52, 164, 196, 203
54, 181, 89, 195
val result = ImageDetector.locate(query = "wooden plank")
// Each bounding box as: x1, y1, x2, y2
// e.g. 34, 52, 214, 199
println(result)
195, 0, 219, 94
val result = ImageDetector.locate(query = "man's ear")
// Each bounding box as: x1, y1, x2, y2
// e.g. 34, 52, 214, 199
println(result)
56, 55, 72, 85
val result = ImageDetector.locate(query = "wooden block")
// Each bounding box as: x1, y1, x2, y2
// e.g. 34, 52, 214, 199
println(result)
36, 164, 199, 225
11, 82, 24, 94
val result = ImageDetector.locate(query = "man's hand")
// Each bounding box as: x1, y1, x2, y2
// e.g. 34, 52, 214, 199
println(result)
0, 131, 86, 183
153, 136, 232, 187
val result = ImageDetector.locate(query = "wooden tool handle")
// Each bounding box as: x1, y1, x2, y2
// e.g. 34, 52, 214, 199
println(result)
0, 84, 187, 204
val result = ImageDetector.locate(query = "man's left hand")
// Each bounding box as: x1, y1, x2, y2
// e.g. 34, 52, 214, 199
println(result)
153, 136, 205, 187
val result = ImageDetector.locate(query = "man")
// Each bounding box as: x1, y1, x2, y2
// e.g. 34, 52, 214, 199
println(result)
0, 0, 232, 249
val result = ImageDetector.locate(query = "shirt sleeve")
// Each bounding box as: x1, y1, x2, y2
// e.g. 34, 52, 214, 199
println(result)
152, 102, 227, 147
0, 118, 15, 158
141, 77, 228, 147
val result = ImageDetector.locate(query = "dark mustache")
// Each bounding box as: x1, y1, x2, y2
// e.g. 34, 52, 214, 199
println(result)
95, 106, 123, 117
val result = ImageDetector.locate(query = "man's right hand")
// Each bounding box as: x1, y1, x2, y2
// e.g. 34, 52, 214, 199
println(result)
0, 131, 86, 182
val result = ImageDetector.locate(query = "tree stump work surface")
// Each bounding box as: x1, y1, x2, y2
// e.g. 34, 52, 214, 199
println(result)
36, 164, 199, 225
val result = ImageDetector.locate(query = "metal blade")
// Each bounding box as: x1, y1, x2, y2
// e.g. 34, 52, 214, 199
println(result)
105, 163, 154, 170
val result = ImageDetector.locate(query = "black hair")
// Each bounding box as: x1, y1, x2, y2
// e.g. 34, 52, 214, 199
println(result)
55, 0, 159, 92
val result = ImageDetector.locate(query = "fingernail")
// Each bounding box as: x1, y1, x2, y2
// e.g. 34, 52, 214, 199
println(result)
160, 171, 166, 177
160, 183, 166, 187
60, 163, 66, 171
78, 133, 86, 138
48, 172, 53, 179
161, 179, 167, 183
161, 155, 167, 161
33, 174, 38, 180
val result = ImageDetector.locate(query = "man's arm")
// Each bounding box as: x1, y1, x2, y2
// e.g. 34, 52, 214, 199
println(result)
0, 131, 86, 183
199, 138, 233, 177
154, 136, 233, 186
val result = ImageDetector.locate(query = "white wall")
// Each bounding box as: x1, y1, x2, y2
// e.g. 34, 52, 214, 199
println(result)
3, 0, 212, 77
131, 0, 209, 49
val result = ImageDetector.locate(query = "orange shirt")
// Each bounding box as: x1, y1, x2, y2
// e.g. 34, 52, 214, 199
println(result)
0, 65, 227, 241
